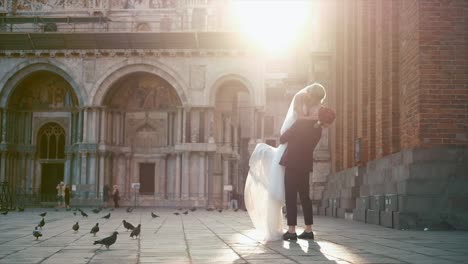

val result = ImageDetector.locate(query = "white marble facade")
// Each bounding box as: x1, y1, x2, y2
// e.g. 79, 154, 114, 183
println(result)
0, 53, 265, 207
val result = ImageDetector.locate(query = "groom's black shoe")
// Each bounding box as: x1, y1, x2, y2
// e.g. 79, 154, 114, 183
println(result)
298, 231, 314, 240
283, 231, 297, 241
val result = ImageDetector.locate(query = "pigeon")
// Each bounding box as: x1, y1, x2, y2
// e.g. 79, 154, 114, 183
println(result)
72, 222, 79, 232
130, 224, 141, 239
206, 208, 214, 211
38, 218, 45, 229
122, 220, 135, 231
80, 210, 88, 218
18, 207, 25, 212
33, 226, 42, 240
90, 223, 99, 236
102, 213, 111, 219
177, 208, 183, 211
73, 207, 78, 211
190, 207, 197, 212
234, 208, 239, 212
183, 211, 188, 215
173, 212, 180, 216
126, 207, 133, 213
217, 209, 223, 213
151, 212, 159, 218
39, 212, 47, 217
1, 210, 8, 215
93, 231, 118, 249
92, 208, 101, 214
73, 212, 76, 216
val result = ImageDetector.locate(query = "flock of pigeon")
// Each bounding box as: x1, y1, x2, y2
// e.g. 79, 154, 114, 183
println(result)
24, 206, 239, 250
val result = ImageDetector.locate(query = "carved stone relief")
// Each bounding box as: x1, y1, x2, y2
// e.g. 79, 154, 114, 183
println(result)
9, 72, 78, 110
15, 0, 104, 10
105, 72, 181, 110
126, 112, 167, 149
189, 65, 206, 90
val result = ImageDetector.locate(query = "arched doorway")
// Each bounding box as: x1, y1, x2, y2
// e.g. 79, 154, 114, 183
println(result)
37, 123, 66, 201
5, 70, 79, 198
213, 80, 253, 207
102, 72, 182, 202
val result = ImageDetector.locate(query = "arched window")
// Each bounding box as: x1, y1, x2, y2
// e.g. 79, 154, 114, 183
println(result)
38, 123, 65, 159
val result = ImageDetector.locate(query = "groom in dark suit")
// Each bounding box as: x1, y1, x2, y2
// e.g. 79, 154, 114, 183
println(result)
279, 86, 327, 241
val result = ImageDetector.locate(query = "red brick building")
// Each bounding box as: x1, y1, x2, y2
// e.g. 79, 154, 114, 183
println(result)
319, 0, 468, 230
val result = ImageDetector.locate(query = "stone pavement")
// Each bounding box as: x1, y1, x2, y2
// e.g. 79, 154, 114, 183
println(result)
0, 208, 467, 264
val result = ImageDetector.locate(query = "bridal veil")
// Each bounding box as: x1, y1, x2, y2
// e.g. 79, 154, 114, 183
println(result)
244, 85, 316, 241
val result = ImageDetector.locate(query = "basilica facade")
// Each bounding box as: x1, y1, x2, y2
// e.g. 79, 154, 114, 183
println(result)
0, 0, 328, 208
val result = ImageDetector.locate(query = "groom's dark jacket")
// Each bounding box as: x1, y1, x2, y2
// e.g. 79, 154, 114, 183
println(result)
279, 119, 322, 172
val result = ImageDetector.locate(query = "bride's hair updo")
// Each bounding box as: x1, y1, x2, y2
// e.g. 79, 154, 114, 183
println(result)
305, 83, 326, 104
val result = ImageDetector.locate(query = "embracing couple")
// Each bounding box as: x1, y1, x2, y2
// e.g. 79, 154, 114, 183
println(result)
245, 83, 335, 241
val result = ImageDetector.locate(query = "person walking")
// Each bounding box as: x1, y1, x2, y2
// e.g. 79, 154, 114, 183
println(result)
64, 184, 71, 210
112, 185, 120, 208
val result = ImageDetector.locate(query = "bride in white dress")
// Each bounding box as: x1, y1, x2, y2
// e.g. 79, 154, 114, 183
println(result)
244, 83, 326, 241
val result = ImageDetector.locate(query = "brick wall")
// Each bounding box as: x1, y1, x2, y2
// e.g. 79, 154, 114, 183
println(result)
417, 0, 468, 146
329, 0, 468, 172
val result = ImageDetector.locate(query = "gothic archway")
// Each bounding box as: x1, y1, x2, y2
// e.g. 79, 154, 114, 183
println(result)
2, 70, 79, 196
37, 122, 66, 201
213, 80, 253, 207
102, 72, 183, 199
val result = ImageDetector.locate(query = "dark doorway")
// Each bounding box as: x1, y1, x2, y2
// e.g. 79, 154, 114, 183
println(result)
139, 163, 155, 194
41, 163, 64, 201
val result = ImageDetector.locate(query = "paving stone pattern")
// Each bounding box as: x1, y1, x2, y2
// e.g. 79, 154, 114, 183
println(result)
0, 208, 467, 264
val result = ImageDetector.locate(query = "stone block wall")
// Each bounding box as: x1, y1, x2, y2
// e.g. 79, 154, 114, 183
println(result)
321, 146, 468, 230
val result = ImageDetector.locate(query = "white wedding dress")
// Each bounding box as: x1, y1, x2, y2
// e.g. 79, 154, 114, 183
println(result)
244, 87, 310, 241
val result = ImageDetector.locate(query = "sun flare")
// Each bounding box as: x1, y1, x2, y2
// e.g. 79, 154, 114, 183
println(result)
231, 0, 312, 53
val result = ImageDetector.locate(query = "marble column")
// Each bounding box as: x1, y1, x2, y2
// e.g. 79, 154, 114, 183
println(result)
159, 156, 166, 198
98, 152, 105, 197
78, 110, 83, 142
73, 153, 81, 185
89, 108, 97, 143
174, 153, 181, 200
207, 109, 215, 143
89, 152, 97, 197
222, 158, 229, 208
64, 153, 72, 184
1, 110, 7, 143
25, 153, 32, 192
29, 154, 35, 193
224, 114, 231, 145
100, 108, 107, 144
181, 152, 190, 199
182, 108, 187, 143
83, 108, 88, 142
114, 112, 119, 145
125, 154, 131, 195
0, 152, 5, 182
80, 152, 87, 185
154, 159, 161, 198
176, 108, 182, 144
198, 153, 205, 199
107, 111, 112, 144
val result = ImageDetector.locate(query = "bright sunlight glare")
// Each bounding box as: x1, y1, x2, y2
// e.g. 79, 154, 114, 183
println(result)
232, 0, 312, 53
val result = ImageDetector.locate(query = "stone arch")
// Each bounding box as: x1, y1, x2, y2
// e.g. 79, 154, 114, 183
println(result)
0, 60, 87, 107
91, 62, 189, 106
32, 118, 68, 146
208, 73, 256, 106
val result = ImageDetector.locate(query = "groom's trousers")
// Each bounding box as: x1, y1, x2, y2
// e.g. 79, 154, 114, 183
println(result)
284, 166, 313, 226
